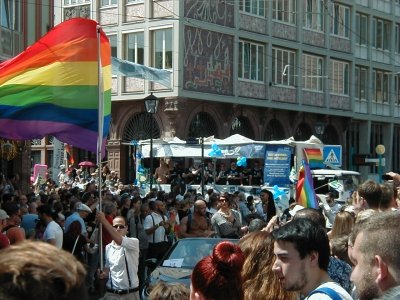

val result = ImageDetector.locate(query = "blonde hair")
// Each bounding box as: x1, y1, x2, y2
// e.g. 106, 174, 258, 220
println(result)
329, 211, 354, 240
149, 282, 189, 300
0, 240, 87, 300
238, 231, 298, 300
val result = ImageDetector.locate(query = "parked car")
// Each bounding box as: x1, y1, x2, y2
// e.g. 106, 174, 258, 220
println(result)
141, 238, 237, 300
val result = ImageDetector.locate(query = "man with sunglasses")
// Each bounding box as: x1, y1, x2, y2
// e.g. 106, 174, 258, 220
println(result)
97, 212, 140, 300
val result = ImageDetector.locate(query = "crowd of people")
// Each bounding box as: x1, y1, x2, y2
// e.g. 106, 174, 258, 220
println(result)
1, 164, 400, 300
154, 158, 264, 188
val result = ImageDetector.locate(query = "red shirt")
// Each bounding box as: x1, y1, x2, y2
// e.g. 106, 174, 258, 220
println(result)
0, 232, 10, 249
102, 215, 114, 248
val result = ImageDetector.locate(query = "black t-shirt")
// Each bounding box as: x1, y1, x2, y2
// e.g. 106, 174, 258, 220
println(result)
250, 168, 263, 185
62, 233, 87, 263
226, 168, 241, 185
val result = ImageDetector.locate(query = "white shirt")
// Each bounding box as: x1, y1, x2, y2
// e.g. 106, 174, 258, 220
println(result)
105, 236, 140, 290
305, 281, 353, 300
322, 202, 342, 228
43, 220, 63, 248
144, 212, 169, 244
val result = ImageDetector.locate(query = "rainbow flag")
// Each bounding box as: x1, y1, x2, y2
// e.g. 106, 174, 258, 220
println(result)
296, 160, 318, 208
65, 144, 75, 165
303, 148, 324, 169
0, 18, 111, 153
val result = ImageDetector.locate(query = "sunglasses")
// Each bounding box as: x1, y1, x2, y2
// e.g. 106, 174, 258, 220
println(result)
113, 225, 126, 229
218, 198, 228, 203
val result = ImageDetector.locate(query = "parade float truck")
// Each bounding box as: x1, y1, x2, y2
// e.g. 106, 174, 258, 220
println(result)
136, 134, 360, 205
264, 135, 360, 205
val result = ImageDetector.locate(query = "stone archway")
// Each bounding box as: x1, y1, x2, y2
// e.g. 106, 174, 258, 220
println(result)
118, 112, 161, 183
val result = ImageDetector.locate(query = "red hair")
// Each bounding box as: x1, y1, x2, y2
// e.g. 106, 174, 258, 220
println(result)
191, 241, 244, 300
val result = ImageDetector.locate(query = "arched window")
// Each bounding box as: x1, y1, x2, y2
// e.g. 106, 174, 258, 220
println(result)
230, 116, 255, 139
294, 122, 312, 141
322, 125, 339, 144
122, 112, 160, 143
188, 112, 218, 138
264, 119, 285, 141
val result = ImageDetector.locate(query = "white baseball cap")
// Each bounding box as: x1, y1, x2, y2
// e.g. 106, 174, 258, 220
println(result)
77, 203, 92, 213
0, 209, 9, 220
176, 194, 184, 202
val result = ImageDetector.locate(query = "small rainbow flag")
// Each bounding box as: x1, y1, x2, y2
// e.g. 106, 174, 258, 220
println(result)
0, 18, 111, 153
303, 148, 324, 169
65, 144, 75, 165
296, 160, 318, 208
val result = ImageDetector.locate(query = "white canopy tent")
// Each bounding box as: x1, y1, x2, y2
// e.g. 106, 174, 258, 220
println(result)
137, 134, 296, 159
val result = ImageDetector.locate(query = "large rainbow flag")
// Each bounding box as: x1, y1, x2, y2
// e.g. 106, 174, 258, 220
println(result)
0, 18, 111, 154
296, 160, 319, 208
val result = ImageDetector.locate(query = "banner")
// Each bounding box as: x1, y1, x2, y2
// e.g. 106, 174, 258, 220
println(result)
263, 144, 292, 187
33, 164, 47, 184
52, 138, 65, 184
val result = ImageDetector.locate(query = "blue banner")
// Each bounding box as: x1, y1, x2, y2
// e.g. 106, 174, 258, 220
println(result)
264, 145, 292, 187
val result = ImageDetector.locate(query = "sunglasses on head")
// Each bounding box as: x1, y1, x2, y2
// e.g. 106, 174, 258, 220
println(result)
113, 224, 126, 229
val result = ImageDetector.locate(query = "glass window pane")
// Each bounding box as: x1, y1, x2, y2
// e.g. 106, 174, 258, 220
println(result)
239, 42, 243, 78
154, 31, 163, 68
108, 35, 117, 58
258, 45, 264, 81
165, 29, 173, 69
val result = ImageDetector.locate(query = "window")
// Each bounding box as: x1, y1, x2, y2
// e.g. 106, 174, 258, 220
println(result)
101, 0, 117, 6
331, 3, 350, 38
153, 28, 173, 69
372, 18, 391, 50
302, 54, 323, 91
108, 34, 117, 58
355, 66, 367, 100
272, 47, 296, 86
330, 60, 349, 95
272, 0, 296, 25
304, 0, 324, 31
63, 0, 90, 5
373, 70, 390, 103
239, 0, 265, 17
1, 0, 20, 30
395, 75, 400, 105
395, 24, 400, 53
125, 32, 144, 64
238, 40, 264, 81
355, 13, 368, 46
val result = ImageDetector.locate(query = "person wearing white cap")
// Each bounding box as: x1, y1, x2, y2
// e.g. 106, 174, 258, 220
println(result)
0, 209, 10, 249
64, 202, 92, 236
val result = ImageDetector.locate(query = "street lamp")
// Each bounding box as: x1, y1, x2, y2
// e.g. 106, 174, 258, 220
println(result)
145, 93, 159, 190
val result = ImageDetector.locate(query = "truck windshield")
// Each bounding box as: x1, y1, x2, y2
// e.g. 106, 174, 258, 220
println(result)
313, 174, 360, 200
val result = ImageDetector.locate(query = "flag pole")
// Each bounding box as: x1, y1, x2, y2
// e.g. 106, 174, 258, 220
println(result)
96, 24, 104, 270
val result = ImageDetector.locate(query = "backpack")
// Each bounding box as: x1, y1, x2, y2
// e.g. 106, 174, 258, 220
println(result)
307, 287, 342, 300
